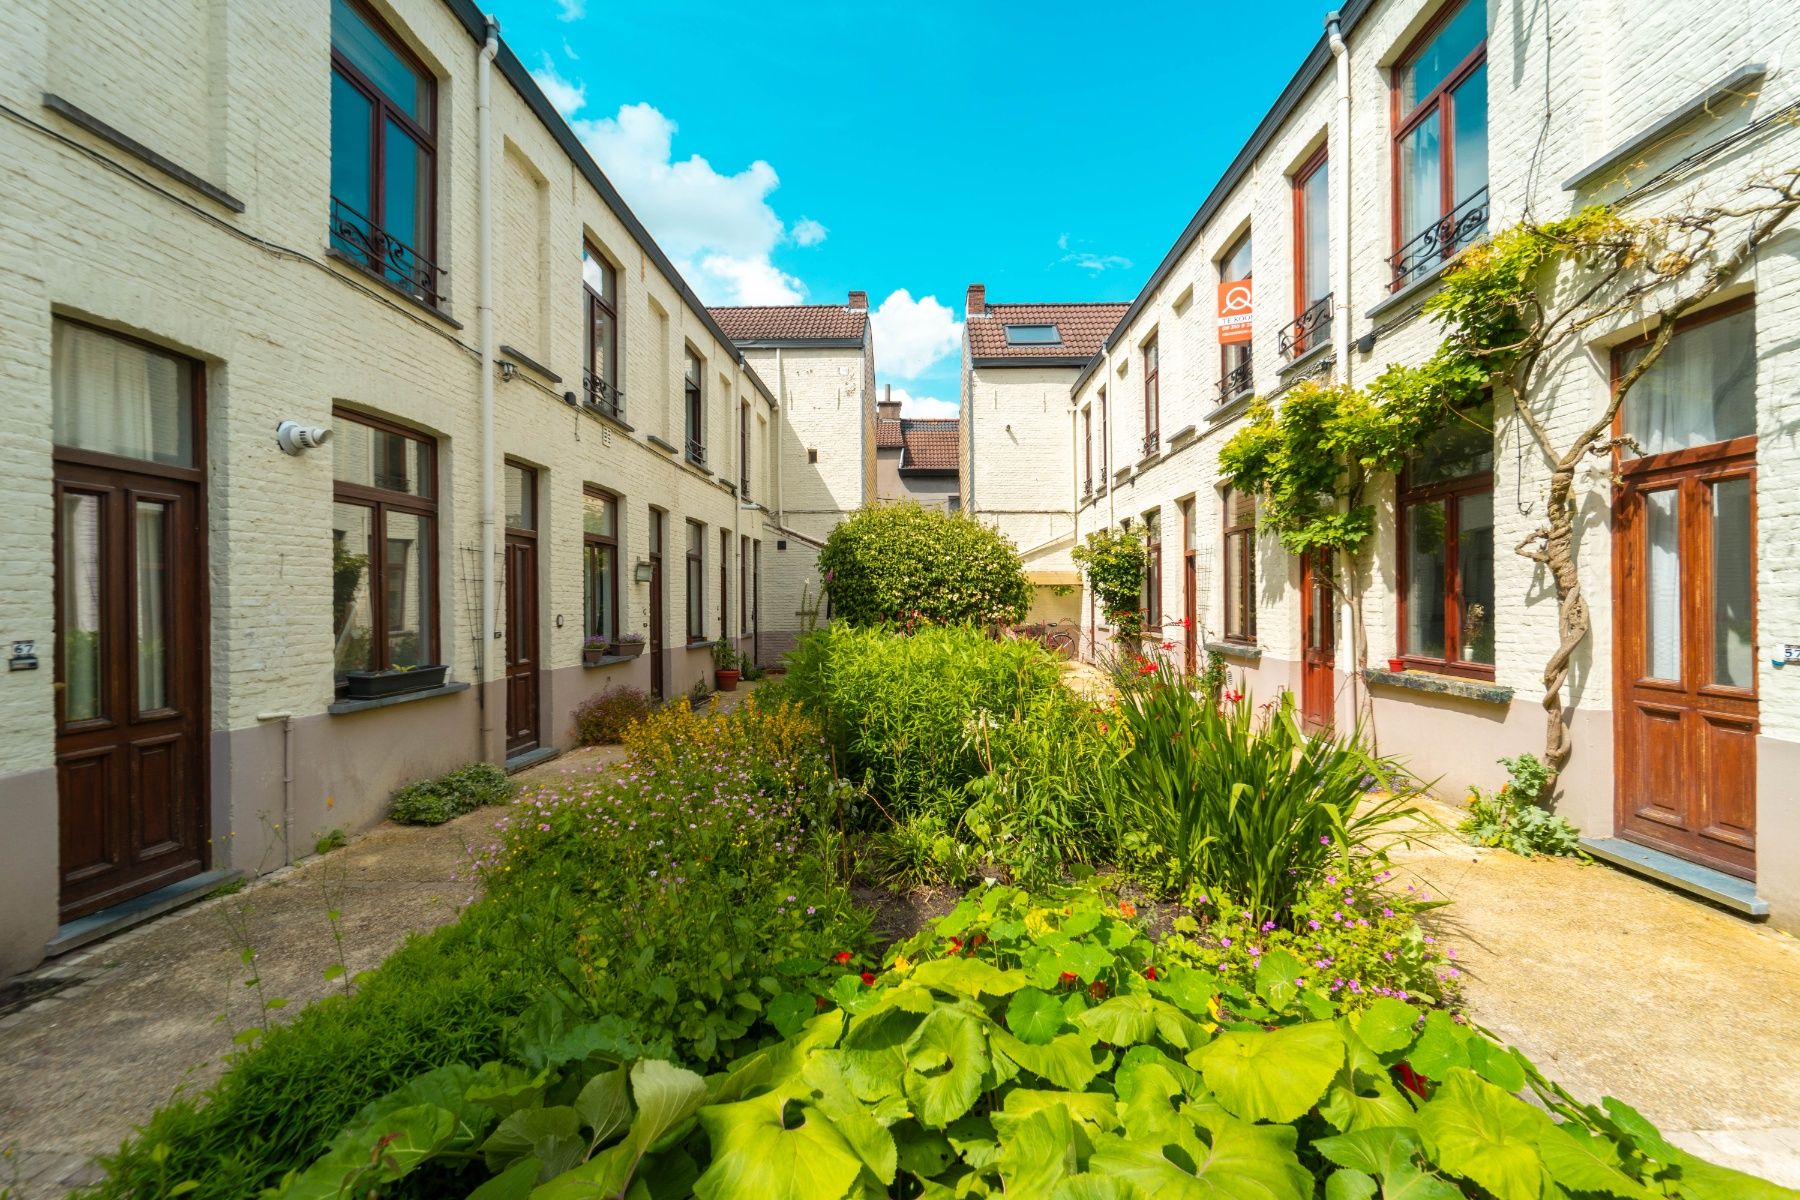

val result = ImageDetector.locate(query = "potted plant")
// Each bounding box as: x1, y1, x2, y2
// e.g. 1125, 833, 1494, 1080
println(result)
608, 631, 646, 658
582, 635, 610, 666
340, 663, 448, 700
711, 639, 741, 691
1387, 657, 1407, 673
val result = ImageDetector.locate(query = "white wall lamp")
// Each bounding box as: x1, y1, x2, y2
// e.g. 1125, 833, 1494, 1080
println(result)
498, 361, 517, 382
275, 420, 332, 456
633, 560, 655, 583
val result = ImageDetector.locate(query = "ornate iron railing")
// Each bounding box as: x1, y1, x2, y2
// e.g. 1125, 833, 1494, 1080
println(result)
1388, 186, 1489, 291
685, 437, 707, 467
329, 196, 442, 304
1083, 477, 1094, 498
1218, 360, 1254, 404
1140, 432, 1160, 458
1278, 293, 1333, 360
581, 370, 625, 422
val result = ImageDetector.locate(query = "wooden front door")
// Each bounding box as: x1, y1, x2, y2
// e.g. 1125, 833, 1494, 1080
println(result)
648, 509, 666, 699
503, 463, 539, 757
1613, 439, 1757, 877
1299, 550, 1335, 730
54, 461, 207, 921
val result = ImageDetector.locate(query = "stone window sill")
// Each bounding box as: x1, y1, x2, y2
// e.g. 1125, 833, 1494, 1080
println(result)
646, 434, 679, 454
1206, 640, 1262, 660
328, 680, 471, 715
1208, 392, 1255, 425
1278, 342, 1334, 377
581, 655, 639, 669
1364, 667, 1512, 706
323, 248, 463, 329
1365, 258, 1456, 323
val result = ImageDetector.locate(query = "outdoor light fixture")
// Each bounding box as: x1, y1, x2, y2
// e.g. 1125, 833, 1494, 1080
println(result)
275, 419, 332, 456
499, 361, 517, 382
634, 560, 654, 583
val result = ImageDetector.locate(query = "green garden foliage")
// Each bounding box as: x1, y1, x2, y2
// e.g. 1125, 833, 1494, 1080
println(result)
817, 503, 1031, 628
1460, 753, 1587, 858
389, 762, 515, 826
1070, 525, 1147, 640
570, 683, 653, 745
267, 882, 1784, 1200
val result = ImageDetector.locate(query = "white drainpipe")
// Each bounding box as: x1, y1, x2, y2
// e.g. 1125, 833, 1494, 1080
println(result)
255, 711, 293, 867
1327, 10, 1353, 383
774, 347, 786, 524
477, 17, 499, 747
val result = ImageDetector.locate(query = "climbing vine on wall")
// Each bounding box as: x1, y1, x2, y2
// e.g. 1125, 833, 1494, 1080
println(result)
1072, 525, 1148, 642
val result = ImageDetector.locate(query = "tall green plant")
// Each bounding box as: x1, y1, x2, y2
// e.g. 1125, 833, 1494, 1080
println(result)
1071, 524, 1147, 641
1112, 666, 1425, 924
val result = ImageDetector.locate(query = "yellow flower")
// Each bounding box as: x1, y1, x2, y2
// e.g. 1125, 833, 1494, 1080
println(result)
1024, 908, 1052, 936
892, 954, 914, 974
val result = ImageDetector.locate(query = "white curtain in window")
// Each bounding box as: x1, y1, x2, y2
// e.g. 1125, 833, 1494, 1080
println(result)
52, 322, 193, 467
1625, 311, 1755, 456
1645, 489, 1681, 680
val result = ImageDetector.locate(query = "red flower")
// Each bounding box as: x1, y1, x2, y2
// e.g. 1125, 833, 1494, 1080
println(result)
1395, 1061, 1431, 1099
1223, 689, 1243, 703
1088, 981, 1109, 999
833, 951, 853, 964
970, 933, 987, 948
815, 995, 829, 1009
1144, 966, 1159, 981
1160, 640, 1177, 651
1138, 662, 1157, 676
947, 937, 963, 952
1058, 971, 1079, 987
860, 971, 876, 986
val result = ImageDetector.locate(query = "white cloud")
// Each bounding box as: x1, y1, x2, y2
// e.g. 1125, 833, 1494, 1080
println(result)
792, 217, 828, 247
885, 387, 959, 419
560, 38, 579, 61
554, 0, 584, 22
870, 290, 963, 380
1057, 232, 1132, 273
527, 63, 813, 306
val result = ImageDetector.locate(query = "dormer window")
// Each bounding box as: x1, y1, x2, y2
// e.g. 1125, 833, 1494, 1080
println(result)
1003, 324, 1061, 345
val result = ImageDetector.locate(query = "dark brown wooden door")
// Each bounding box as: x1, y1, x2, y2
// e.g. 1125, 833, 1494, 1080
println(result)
504, 535, 540, 756
54, 462, 206, 921
649, 509, 666, 699
1300, 551, 1335, 730
1614, 438, 1757, 877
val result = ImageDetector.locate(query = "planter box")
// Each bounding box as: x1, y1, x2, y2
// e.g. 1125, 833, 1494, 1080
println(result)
609, 640, 646, 658
340, 664, 448, 699
582, 646, 609, 666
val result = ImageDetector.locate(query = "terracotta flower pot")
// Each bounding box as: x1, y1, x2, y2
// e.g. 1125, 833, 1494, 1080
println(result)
714, 668, 740, 692
1387, 658, 1407, 672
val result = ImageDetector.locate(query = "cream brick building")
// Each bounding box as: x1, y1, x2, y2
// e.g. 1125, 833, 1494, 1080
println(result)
0, 0, 855, 976
1053, 0, 1800, 927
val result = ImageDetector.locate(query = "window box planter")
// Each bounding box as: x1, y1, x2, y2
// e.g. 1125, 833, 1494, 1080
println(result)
340, 664, 448, 700
609, 639, 646, 658
582, 645, 609, 666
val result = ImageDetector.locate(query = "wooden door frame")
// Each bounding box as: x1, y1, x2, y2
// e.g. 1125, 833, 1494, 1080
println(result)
1299, 550, 1335, 730
503, 461, 540, 757
1181, 498, 1197, 674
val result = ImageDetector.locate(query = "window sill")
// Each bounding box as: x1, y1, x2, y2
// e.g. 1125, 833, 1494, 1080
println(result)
646, 434, 679, 454
499, 344, 561, 384
583, 405, 636, 434
1206, 640, 1262, 660
686, 456, 714, 476
1363, 667, 1512, 706
328, 680, 471, 715
581, 655, 638, 669
1365, 257, 1455, 323
324, 248, 462, 329
686, 638, 714, 649
1136, 449, 1162, 468
1278, 342, 1334, 377
42, 92, 245, 213
1208, 391, 1255, 425
1167, 423, 1198, 447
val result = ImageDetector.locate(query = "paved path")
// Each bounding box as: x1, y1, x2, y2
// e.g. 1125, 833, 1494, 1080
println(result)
1397, 798, 1800, 1187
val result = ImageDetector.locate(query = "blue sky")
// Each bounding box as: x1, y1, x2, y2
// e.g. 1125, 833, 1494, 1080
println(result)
500, 0, 1333, 413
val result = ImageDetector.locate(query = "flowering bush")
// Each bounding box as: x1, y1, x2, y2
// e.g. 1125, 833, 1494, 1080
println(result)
569, 683, 651, 745
817, 502, 1032, 627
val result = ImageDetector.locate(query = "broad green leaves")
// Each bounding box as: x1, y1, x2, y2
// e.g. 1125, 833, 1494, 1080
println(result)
695, 1092, 867, 1200
1193, 1023, 1343, 1123
902, 1008, 990, 1126
1416, 1070, 1546, 1200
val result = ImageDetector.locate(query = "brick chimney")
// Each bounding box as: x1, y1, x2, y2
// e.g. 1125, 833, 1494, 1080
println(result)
966, 283, 986, 316
877, 383, 900, 421
848, 290, 868, 311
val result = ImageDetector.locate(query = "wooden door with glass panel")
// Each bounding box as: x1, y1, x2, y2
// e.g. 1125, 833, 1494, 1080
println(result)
1613, 302, 1758, 876
52, 321, 208, 920
1299, 550, 1335, 731
504, 463, 540, 756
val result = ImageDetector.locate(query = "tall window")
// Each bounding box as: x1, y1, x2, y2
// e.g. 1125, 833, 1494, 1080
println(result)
583, 488, 619, 644
740, 535, 752, 636
719, 529, 730, 640
1398, 396, 1495, 675
1142, 338, 1160, 455
1142, 510, 1163, 632
1287, 149, 1331, 359
739, 403, 751, 498
1391, 0, 1488, 290
329, 0, 438, 302
1082, 405, 1093, 495
1222, 487, 1257, 643
1219, 231, 1254, 402
332, 410, 437, 684
1097, 388, 1108, 482
683, 349, 705, 465
582, 244, 621, 419
685, 520, 705, 641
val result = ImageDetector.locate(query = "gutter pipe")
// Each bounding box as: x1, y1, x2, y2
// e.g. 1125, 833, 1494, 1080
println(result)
477, 17, 499, 750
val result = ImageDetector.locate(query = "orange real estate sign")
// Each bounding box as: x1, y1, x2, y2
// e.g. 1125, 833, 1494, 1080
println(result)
1218, 279, 1253, 345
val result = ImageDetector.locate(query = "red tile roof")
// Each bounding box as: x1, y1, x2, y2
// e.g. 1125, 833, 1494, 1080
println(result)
709, 305, 868, 346
876, 415, 903, 449
899, 418, 960, 473
967, 302, 1129, 363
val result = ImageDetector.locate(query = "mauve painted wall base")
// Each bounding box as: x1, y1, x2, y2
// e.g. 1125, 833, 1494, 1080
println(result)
0, 767, 59, 979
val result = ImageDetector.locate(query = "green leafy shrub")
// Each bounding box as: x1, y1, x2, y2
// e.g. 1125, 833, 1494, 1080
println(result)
388, 761, 514, 826
1460, 753, 1586, 857
1113, 667, 1425, 923
273, 881, 1782, 1200
570, 683, 652, 745
818, 502, 1031, 627
1071, 523, 1148, 640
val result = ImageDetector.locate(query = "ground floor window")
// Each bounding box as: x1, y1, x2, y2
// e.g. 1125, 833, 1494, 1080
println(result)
686, 520, 706, 642
1398, 396, 1495, 674
1142, 510, 1162, 632
583, 488, 618, 643
331, 410, 437, 684
1222, 487, 1256, 643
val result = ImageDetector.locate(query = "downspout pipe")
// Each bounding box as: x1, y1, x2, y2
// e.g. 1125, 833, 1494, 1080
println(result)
774, 348, 786, 525
477, 17, 499, 751
1327, 10, 1353, 383
255, 711, 293, 868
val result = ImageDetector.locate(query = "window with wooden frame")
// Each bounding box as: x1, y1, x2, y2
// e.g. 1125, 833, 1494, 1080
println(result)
1097, 388, 1109, 482
329, 0, 439, 303
1141, 338, 1161, 456
1389, 0, 1488, 291
331, 410, 438, 687
582, 243, 621, 418
582, 487, 619, 644
740, 535, 752, 636
1082, 405, 1093, 495
1222, 487, 1257, 643
739, 402, 751, 499
1398, 395, 1495, 676
683, 349, 705, 465
719, 529, 730, 640
1218, 231, 1254, 402
1142, 510, 1163, 631
1286, 147, 1331, 359
685, 519, 706, 642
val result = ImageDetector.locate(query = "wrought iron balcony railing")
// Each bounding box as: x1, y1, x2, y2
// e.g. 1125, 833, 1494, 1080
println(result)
1278, 293, 1333, 361
329, 196, 443, 305
1083, 478, 1094, 498
1140, 432, 1160, 458
685, 437, 707, 467
1389, 186, 1489, 292
1218, 360, 1254, 404
581, 371, 625, 422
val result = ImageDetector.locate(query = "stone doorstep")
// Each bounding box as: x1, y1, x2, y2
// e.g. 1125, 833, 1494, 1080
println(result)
1580, 837, 1770, 918
504, 745, 562, 774
41, 868, 241, 960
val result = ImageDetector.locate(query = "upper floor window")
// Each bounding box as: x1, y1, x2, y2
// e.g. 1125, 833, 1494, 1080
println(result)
1097, 387, 1109, 480
329, 0, 439, 303
1399, 396, 1495, 675
1004, 324, 1061, 345
1142, 337, 1160, 455
582, 244, 621, 419
739, 402, 752, 499
1285, 149, 1331, 360
1082, 405, 1093, 495
683, 349, 705, 465
1390, 0, 1488, 291
1218, 231, 1254, 403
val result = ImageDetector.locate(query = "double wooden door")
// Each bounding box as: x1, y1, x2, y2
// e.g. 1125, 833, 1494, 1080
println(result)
1613, 437, 1757, 877
1299, 551, 1335, 730
54, 460, 207, 920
